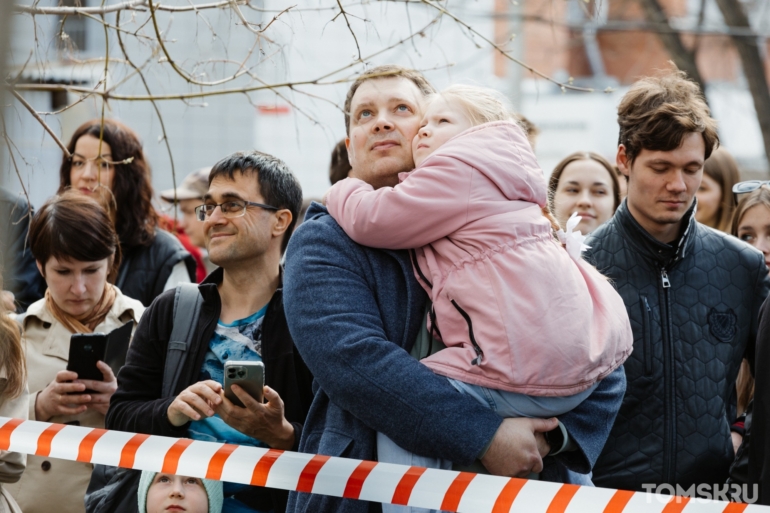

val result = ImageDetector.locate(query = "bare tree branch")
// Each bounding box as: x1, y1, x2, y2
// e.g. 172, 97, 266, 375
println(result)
8, 14, 442, 102
115, 10, 179, 209
419, 0, 597, 92
636, 0, 707, 97
15, 0, 145, 15
0, 113, 33, 217
13, 0, 247, 15
334, 0, 362, 61
10, 90, 71, 157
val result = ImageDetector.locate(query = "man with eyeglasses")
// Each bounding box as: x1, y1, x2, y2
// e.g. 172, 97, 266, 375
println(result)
107, 151, 314, 513
584, 71, 770, 493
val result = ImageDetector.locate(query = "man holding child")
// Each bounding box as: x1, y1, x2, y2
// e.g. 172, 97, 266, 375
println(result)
283, 65, 627, 513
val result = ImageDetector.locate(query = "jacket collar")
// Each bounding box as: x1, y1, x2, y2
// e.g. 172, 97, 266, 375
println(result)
616, 197, 698, 267
23, 288, 143, 361
23, 287, 141, 328
197, 265, 284, 306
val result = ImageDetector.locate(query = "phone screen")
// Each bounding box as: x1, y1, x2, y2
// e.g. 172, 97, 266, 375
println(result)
67, 333, 108, 381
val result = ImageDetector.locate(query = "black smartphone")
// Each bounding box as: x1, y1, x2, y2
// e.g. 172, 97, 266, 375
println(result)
224, 361, 265, 407
67, 333, 108, 381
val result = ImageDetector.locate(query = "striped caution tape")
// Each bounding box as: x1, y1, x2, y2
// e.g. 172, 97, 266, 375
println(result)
0, 416, 766, 512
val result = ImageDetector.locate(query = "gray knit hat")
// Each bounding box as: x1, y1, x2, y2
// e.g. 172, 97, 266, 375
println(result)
137, 470, 223, 513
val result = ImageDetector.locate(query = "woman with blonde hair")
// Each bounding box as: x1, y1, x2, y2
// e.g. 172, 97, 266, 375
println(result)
696, 147, 741, 232
728, 185, 770, 427
0, 276, 26, 513
5, 191, 145, 513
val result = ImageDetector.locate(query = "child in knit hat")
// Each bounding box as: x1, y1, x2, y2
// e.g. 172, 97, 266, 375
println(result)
138, 470, 223, 513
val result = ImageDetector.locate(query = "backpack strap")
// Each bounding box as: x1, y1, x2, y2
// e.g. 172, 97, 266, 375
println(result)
162, 283, 203, 398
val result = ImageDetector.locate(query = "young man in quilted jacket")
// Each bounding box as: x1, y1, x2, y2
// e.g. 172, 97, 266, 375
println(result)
585, 69, 770, 491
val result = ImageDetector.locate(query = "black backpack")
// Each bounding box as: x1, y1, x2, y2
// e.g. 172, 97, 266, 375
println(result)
84, 284, 203, 513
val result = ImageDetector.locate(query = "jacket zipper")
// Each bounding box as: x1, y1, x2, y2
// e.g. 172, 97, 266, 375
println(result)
641, 296, 653, 376
661, 269, 671, 288
660, 266, 675, 483
450, 299, 484, 365
410, 249, 442, 346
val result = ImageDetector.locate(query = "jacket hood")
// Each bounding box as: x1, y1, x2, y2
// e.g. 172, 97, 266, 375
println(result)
304, 201, 329, 223
421, 120, 547, 206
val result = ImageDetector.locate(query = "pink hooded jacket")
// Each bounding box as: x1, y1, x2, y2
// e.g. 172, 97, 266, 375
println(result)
326, 121, 633, 396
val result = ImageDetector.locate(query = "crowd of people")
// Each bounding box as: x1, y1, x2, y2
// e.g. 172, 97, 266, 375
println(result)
1, 63, 770, 513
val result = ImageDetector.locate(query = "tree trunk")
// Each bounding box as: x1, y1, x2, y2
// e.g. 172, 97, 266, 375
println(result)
637, 0, 708, 96
713, 0, 770, 171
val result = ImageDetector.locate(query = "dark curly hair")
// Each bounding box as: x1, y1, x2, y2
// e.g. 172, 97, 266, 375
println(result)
59, 119, 157, 249
617, 68, 718, 164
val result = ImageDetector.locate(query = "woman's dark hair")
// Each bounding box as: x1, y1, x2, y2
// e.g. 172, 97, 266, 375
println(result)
30, 190, 120, 278
329, 139, 351, 185
548, 151, 621, 214
59, 119, 157, 249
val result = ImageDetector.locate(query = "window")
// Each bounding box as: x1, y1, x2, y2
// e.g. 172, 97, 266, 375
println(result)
58, 0, 87, 52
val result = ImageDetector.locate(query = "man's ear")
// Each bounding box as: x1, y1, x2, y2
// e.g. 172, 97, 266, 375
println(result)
616, 145, 631, 179
271, 209, 293, 238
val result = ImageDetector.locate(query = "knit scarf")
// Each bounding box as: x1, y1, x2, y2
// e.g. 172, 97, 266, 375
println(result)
46, 284, 117, 334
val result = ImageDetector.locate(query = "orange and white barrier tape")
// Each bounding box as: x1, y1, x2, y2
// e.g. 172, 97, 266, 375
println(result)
0, 416, 766, 512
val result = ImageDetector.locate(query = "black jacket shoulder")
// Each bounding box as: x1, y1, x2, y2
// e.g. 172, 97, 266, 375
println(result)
117, 229, 196, 307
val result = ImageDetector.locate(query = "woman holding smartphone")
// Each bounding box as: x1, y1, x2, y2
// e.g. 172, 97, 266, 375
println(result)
5, 191, 144, 513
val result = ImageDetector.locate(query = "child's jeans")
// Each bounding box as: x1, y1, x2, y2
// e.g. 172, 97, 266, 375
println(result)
377, 378, 598, 513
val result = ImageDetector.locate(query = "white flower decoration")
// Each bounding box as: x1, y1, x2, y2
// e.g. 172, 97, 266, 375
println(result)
556, 212, 591, 261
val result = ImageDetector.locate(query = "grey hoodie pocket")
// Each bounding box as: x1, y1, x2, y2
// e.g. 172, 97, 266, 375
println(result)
640, 295, 653, 376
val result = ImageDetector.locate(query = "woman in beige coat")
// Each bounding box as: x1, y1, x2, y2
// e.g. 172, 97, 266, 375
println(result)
6, 191, 145, 513
1, 278, 26, 513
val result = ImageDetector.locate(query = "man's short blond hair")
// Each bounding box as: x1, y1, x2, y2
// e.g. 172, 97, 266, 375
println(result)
344, 65, 436, 135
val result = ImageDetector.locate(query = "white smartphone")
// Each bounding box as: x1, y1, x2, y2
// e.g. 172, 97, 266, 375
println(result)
223, 360, 265, 407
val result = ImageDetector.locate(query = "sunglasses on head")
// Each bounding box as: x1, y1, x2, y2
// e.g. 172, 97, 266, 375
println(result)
732, 181, 770, 205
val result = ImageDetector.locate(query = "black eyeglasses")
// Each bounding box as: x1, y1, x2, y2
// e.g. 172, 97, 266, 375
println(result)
195, 200, 278, 221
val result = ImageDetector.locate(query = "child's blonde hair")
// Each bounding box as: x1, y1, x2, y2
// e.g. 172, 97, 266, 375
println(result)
434, 84, 516, 126
435, 85, 561, 232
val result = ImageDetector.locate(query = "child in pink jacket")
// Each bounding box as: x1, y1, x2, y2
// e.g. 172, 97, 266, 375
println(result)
326, 85, 632, 495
